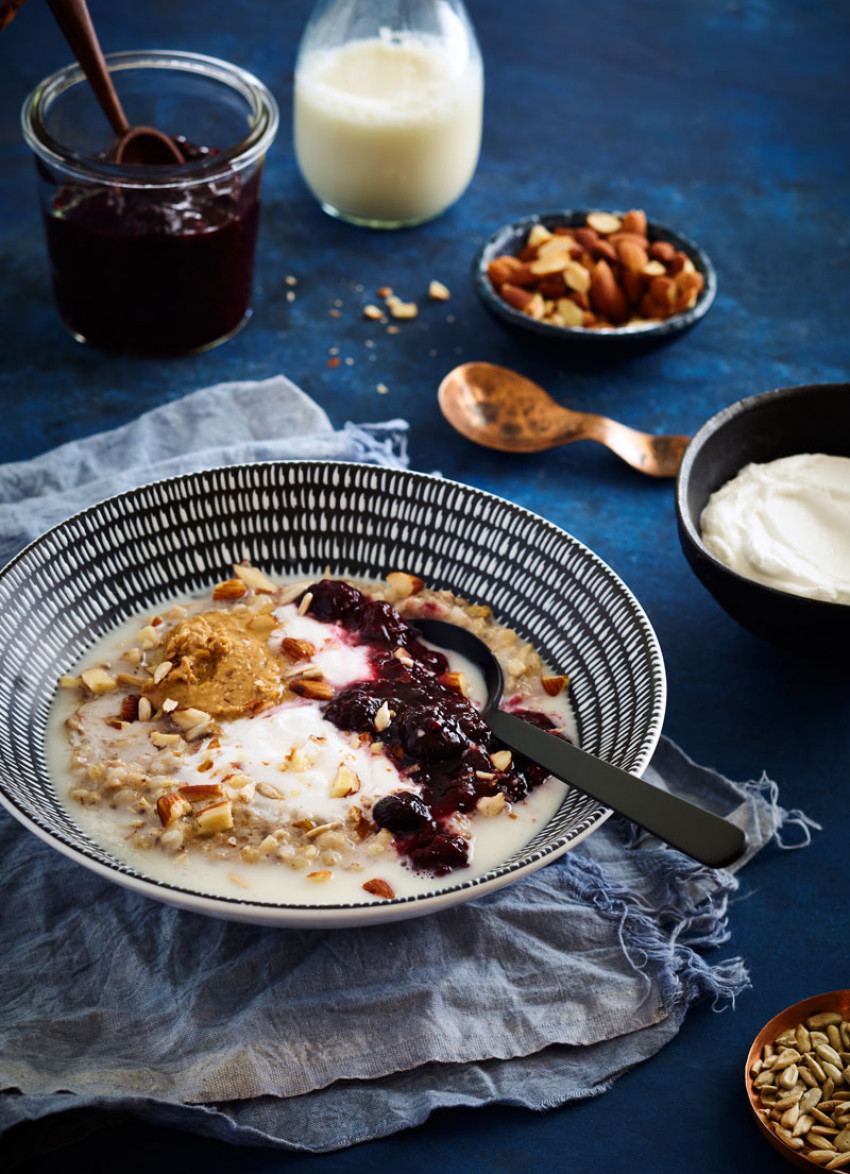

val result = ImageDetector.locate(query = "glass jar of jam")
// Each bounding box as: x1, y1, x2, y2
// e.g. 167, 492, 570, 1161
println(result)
21, 51, 279, 356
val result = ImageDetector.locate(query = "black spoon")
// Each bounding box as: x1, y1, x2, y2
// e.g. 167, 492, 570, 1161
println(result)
412, 618, 748, 869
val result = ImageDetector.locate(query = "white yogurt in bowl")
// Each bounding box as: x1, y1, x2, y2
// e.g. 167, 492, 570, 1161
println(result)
294, 29, 483, 227
700, 453, 850, 603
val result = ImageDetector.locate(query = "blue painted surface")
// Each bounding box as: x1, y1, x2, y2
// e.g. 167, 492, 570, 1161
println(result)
1, 0, 848, 1170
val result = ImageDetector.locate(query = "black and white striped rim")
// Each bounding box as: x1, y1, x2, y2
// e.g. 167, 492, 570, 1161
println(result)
0, 462, 666, 922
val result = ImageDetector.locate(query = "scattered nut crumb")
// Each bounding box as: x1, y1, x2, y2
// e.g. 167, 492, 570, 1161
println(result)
428, 279, 450, 301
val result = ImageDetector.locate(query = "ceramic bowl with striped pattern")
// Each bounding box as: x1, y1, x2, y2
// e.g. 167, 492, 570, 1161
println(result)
0, 462, 665, 926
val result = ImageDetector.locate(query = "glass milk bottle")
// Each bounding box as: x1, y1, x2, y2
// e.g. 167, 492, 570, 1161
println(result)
294, 0, 483, 228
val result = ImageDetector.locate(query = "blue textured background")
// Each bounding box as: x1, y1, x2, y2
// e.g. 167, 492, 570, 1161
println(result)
1, 0, 848, 1170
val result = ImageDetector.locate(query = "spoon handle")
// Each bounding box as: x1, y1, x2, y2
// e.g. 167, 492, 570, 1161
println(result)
487, 709, 747, 868
46, 0, 129, 135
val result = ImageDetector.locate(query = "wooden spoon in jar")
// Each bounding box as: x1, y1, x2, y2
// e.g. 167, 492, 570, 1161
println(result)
438, 362, 690, 477
46, 0, 185, 165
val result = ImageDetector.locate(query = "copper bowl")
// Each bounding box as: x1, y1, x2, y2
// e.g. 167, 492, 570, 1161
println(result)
746, 990, 850, 1168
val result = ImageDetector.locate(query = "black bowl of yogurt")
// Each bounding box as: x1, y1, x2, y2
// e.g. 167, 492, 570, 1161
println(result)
676, 382, 850, 653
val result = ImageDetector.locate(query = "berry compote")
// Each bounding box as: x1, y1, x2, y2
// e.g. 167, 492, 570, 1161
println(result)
297, 580, 559, 876
40, 139, 261, 356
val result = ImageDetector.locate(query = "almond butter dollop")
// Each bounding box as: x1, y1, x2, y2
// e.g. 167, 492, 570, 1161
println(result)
143, 611, 285, 719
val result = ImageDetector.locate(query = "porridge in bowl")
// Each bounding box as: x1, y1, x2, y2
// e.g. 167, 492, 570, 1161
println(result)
52, 566, 577, 904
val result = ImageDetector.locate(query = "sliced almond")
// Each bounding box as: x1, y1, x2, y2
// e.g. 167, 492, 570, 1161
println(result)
306, 870, 333, 883
556, 297, 586, 328
529, 252, 570, 276
232, 563, 277, 593
564, 261, 592, 294
586, 211, 622, 235
256, 781, 285, 800
527, 224, 553, 248
374, 701, 392, 733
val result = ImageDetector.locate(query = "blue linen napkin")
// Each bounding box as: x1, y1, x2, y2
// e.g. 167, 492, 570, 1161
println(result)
0, 377, 817, 1166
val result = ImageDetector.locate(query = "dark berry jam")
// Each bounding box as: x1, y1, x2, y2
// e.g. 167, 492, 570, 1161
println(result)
298, 580, 561, 877
40, 139, 262, 356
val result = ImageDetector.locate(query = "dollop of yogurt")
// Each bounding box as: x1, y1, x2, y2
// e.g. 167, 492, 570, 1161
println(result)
700, 453, 850, 603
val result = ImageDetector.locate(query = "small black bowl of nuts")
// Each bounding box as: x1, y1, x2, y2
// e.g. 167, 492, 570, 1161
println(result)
473, 208, 716, 346
746, 991, 850, 1169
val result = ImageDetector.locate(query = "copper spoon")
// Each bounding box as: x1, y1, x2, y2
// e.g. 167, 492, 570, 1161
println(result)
46, 0, 185, 165
413, 618, 748, 868
438, 362, 690, 477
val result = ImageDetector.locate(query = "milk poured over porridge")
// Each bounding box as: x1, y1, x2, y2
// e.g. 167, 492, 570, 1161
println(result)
294, 31, 483, 224
50, 569, 576, 905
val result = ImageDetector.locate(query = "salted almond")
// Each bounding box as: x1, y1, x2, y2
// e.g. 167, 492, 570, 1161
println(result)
362, 878, 395, 900
500, 282, 535, 312
621, 269, 647, 306
487, 255, 526, 287
281, 636, 315, 661
620, 209, 648, 236
589, 260, 630, 323
617, 238, 649, 272
649, 240, 676, 263
290, 678, 334, 701
642, 259, 667, 277
212, 578, 248, 601
156, 792, 191, 827
649, 275, 678, 308
542, 674, 570, 696
233, 563, 278, 593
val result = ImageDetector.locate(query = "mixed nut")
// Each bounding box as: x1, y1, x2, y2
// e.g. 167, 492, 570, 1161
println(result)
750, 1009, 850, 1167
486, 209, 705, 330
